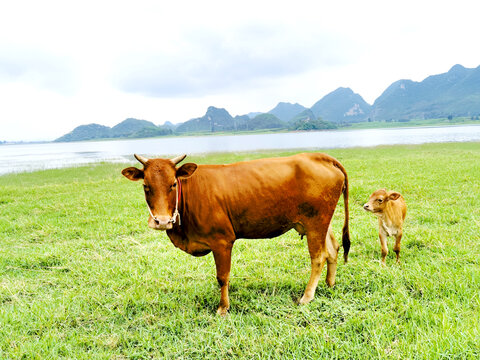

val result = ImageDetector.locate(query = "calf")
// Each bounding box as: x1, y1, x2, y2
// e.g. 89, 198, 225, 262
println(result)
363, 189, 406, 265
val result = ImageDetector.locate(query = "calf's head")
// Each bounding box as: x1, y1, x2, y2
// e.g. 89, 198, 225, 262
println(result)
363, 189, 401, 214
122, 154, 197, 230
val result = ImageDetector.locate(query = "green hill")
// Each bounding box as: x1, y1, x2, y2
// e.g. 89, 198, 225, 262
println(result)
176, 106, 237, 133
55, 118, 172, 142
311, 87, 372, 123
268, 102, 307, 122
55, 124, 112, 142
247, 113, 285, 130
372, 64, 480, 121
110, 118, 157, 137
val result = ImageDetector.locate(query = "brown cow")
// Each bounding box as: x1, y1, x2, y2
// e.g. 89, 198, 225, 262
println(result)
122, 153, 350, 315
363, 189, 407, 265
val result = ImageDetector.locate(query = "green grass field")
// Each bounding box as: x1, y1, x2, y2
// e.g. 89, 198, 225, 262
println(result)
1, 142, 479, 359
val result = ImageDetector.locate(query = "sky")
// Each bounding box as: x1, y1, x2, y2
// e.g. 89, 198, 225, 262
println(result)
1, 0, 479, 142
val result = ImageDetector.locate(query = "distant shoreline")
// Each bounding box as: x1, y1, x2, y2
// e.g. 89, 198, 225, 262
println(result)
2, 117, 480, 145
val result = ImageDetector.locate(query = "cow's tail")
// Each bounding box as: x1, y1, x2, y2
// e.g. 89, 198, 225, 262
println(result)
334, 160, 350, 263
342, 171, 350, 263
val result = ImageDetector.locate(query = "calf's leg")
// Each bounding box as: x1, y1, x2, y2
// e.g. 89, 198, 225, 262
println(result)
379, 230, 388, 266
393, 230, 402, 263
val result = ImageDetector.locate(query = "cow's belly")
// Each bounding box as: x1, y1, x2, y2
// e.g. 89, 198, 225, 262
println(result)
233, 214, 294, 239
237, 227, 293, 239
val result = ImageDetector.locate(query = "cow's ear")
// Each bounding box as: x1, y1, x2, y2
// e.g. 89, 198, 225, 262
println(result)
176, 163, 197, 179
388, 192, 401, 201
122, 167, 144, 181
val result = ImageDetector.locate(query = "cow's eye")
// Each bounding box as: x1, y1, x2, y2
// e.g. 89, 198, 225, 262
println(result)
377, 199, 383, 203
171, 182, 177, 189
143, 185, 150, 193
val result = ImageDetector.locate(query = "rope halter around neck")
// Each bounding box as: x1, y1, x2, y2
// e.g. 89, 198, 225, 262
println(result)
146, 178, 182, 226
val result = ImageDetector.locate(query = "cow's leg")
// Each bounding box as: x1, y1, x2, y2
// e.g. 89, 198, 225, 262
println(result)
299, 228, 329, 305
393, 230, 402, 264
212, 243, 233, 316
379, 230, 388, 266
325, 226, 340, 287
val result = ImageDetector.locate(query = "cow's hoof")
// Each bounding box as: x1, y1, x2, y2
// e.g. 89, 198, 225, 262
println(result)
298, 295, 313, 305
216, 306, 229, 316
326, 279, 335, 288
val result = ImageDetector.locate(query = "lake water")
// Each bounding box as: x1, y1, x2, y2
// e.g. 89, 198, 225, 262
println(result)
1, 125, 480, 175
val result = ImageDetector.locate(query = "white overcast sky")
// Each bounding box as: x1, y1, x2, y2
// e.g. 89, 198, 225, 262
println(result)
1, 0, 479, 141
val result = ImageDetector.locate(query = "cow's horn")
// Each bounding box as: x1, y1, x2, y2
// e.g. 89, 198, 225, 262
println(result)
171, 154, 187, 165
134, 154, 149, 165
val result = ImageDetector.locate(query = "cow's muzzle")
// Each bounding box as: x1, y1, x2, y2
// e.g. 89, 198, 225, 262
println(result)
148, 215, 173, 230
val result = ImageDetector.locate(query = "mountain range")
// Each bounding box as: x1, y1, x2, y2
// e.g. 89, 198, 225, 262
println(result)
56, 64, 480, 142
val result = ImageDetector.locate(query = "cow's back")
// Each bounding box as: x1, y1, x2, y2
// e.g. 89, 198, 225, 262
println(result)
180, 153, 346, 239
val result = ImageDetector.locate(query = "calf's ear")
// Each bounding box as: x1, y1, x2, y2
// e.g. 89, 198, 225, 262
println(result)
176, 163, 197, 179
388, 192, 401, 201
122, 167, 144, 181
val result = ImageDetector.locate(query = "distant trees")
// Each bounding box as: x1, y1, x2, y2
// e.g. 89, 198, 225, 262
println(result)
130, 127, 173, 138
245, 114, 285, 131
241, 113, 337, 132
291, 117, 337, 131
